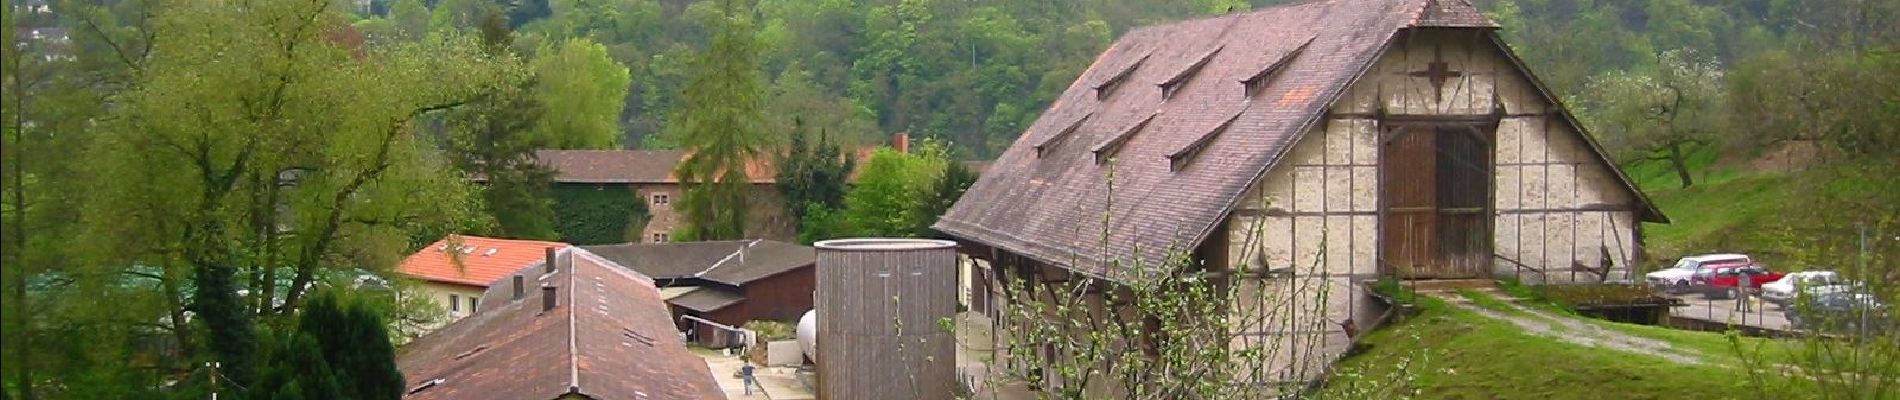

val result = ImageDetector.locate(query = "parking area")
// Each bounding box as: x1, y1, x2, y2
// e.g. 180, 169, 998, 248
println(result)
1664, 292, 1793, 332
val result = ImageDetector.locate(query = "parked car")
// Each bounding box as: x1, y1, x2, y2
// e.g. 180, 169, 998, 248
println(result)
1760, 271, 1844, 305
1692, 265, 1786, 299
1646, 254, 1753, 292
1784, 291, 1891, 334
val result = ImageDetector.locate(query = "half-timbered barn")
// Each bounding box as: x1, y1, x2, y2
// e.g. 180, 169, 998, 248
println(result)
934, 0, 1666, 393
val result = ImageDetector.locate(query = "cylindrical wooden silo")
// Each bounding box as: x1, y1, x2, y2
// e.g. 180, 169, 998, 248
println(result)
813, 238, 958, 400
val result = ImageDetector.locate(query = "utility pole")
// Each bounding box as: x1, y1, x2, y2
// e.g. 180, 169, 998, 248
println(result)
1856, 222, 1868, 374
208, 361, 220, 400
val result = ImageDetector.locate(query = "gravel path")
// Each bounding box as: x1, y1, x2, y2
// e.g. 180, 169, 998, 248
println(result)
1442, 295, 1708, 365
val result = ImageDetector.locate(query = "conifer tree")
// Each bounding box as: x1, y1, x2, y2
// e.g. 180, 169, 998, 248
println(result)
672, 0, 767, 241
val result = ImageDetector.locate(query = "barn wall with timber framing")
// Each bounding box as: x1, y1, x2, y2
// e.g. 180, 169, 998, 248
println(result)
1221, 27, 1646, 387
1236, 28, 1642, 286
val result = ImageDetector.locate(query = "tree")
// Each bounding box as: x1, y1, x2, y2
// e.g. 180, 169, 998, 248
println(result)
531, 37, 630, 149
838, 147, 943, 237
672, 0, 767, 241
446, 11, 558, 240
913, 156, 975, 238
76, 0, 513, 392
1574, 50, 1726, 188
253, 290, 404, 400
774, 118, 855, 222
390, 0, 430, 39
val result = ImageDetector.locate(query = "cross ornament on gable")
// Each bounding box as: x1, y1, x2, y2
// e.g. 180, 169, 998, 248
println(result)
1406, 44, 1464, 103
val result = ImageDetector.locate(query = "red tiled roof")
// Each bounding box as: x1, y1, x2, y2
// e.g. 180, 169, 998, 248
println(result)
934, 0, 1660, 280
396, 248, 725, 400
398, 235, 569, 287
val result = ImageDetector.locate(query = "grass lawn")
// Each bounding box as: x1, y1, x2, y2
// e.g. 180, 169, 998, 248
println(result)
1626, 148, 1885, 268
1319, 295, 1775, 400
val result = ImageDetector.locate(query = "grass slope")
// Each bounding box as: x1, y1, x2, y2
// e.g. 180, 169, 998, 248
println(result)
1320, 295, 1769, 399
1627, 148, 1886, 266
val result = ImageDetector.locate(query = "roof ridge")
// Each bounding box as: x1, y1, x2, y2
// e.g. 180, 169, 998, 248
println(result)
694, 239, 761, 279
564, 248, 581, 395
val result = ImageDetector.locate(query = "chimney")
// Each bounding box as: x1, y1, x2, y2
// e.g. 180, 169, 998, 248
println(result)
893, 132, 910, 153
544, 246, 558, 274
511, 275, 525, 300
541, 286, 558, 312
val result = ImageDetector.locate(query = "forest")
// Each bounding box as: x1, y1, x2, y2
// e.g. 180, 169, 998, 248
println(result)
2, 0, 1895, 398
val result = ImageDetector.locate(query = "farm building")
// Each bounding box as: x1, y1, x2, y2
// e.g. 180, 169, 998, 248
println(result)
395, 246, 724, 400
584, 239, 816, 348
934, 0, 1666, 394
396, 235, 568, 334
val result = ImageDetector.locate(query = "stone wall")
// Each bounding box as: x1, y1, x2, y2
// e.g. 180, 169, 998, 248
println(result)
634, 184, 797, 243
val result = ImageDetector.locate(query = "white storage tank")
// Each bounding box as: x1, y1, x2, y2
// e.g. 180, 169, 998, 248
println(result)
797, 309, 817, 361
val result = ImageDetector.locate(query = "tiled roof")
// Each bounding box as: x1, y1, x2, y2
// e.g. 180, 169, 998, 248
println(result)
581, 240, 815, 286
934, 0, 1660, 280
398, 235, 569, 287
396, 248, 724, 400
535, 146, 886, 185
532, 149, 687, 184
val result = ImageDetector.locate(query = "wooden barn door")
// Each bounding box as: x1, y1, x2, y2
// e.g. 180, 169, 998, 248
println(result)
1381, 123, 1494, 279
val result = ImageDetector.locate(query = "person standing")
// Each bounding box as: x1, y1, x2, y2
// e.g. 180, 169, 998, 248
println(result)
741, 361, 758, 396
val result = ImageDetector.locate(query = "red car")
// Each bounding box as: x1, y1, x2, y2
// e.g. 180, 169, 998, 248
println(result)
1693, 265, 1786, 299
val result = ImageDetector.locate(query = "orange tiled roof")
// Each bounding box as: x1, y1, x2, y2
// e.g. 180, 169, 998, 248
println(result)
398, 235, 570, 287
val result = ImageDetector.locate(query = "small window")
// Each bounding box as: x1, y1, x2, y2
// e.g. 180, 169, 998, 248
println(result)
651, 233, 669, 243
1158, 46, 1223, 101
651, 194, 670, 206
449, 294, 461, 313
1242, 38, 1312, 98
469, 296, 479, 312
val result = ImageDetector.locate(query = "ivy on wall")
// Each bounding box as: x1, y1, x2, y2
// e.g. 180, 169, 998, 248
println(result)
551, 184, 650, 245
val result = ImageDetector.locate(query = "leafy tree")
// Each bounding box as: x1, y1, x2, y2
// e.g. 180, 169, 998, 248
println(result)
429, 0, 493, 33
914, 156, 975, 238
75, 0, 514, 392
531, 37, 630, 149
838, 146, 943, 237
672, 0, 768, 241
446, 11, 559, 240
1574, 50, 1725, 188
390, 0, 431, 39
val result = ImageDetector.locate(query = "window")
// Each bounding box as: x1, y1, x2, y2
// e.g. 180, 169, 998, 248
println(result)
1242, 38, 1312, 98
469, 296, 479, 312
449, 294, 461, 313
651, 194, 670, 206
1093, 54, 1150, 101
1167, 113, 1242, 172
1035, 114, 1091, 158
651, 233, 669, 243
1091, 113, 1157, 165
1158, 46, 1223, 101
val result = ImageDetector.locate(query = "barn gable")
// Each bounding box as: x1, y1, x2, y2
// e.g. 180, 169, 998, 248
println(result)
935, 0, 1662, 280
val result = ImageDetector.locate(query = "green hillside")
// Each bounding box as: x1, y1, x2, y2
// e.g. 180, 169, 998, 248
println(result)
1629, 148, 1894, 270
